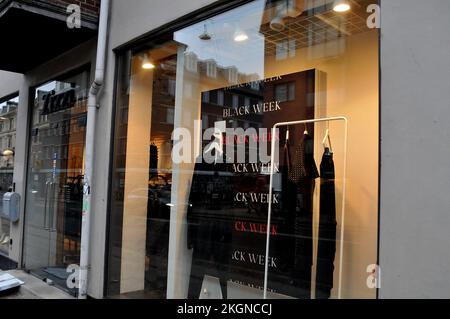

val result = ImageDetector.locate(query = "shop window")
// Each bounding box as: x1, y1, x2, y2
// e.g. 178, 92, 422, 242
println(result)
275, 82, 296, 102
202, 91, 210, 103
185, 52, 198, 73
232, 94, 239, 108
166, 108, 175, 125
276, 39, 297, 60
206, 60, 218, 79
217, 90, 224, 106
108, 0, 379, 299
168, 79, 176, 97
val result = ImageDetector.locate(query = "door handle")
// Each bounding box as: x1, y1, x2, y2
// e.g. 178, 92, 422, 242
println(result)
49, 182, 57, 232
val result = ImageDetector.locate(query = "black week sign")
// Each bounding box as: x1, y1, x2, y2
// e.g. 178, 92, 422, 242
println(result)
187, 69, 316, 298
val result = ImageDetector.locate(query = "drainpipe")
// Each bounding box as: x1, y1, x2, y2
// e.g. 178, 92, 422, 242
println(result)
79, 0, 110, 299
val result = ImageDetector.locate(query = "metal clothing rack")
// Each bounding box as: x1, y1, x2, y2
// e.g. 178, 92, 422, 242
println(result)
264, 116, 348, 299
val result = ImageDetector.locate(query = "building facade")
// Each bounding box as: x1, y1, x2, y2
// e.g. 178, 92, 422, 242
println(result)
0, 0, 449, 299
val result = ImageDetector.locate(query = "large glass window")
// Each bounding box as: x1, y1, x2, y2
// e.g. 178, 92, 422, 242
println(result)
0, 94, 18, 257
107, 0, 379, 299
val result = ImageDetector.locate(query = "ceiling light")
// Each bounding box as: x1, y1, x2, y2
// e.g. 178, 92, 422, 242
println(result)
234, 27, 248, 42
199, 24, 212, 41
142, 54, 155, 69
333, 0, 351, 12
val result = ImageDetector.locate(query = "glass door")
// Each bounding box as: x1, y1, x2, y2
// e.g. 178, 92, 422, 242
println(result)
23, 70, 89, 296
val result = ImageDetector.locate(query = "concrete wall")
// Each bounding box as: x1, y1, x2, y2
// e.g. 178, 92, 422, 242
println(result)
379, 0, 450, 298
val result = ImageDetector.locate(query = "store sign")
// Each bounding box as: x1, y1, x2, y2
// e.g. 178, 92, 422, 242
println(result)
187, 69, 319, 299
41, 88, 76, 115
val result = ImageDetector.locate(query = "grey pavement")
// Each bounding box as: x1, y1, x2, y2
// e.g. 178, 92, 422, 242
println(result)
0, 269, 74, 299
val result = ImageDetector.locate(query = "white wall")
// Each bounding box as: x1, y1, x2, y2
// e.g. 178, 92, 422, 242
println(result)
0, 71, 23, 98
108, 0, 217, 50
379, 0, 450, 298
119, 58, 153, 293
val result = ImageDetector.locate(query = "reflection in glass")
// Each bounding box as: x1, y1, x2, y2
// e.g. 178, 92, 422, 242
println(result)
0, 95, 18, 256
23, 70, 89, 296
107, 0, 379, 299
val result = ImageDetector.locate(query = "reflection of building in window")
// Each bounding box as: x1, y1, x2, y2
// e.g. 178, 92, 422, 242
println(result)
225, 66, 239, 84
275, 82, 296, 102
185, 52, 198, 73
0, 97, 18, 169
202, 91, 210, 103
202, 115, 208, 128
168, 79, 176, 96
232, 94, 239, 108
276, 39, 296, 61
205, 59, 217, 79
184, 83, 193, 99
217, 90, 224, 106
166, 108, 174, 124
250, 82, 260, 91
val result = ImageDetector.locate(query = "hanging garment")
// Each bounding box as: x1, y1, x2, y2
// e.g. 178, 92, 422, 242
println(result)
281, 133, 296, 214
315, 147, 337, 299
289, 133, 319, 298
279, 133, 297, 283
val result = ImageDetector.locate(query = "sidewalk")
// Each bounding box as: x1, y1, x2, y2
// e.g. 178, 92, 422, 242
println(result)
0, 270, 74, 299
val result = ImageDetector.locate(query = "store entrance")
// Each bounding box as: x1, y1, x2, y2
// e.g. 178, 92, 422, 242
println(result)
23, 70, 89, 296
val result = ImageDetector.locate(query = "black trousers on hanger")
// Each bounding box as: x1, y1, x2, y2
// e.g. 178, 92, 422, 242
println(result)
316, 149, 337, 299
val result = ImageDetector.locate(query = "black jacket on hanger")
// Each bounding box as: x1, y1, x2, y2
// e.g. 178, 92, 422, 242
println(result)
287, 132, 319, 298
315, 147, 337, 299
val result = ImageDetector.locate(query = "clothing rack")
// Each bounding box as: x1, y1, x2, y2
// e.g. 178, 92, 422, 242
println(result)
264, 116, 348, 299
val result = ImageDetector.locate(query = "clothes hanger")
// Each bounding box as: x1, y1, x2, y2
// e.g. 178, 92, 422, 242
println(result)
286, 126, 290, 143
322, 128, 333, 152
303, 123, 308, 135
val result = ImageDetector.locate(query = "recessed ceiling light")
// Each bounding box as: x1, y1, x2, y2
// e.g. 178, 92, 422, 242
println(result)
142, 54, 155, 69
333, 0, 351, 12
142, 62, 155, 69
234, 29, 248, 42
